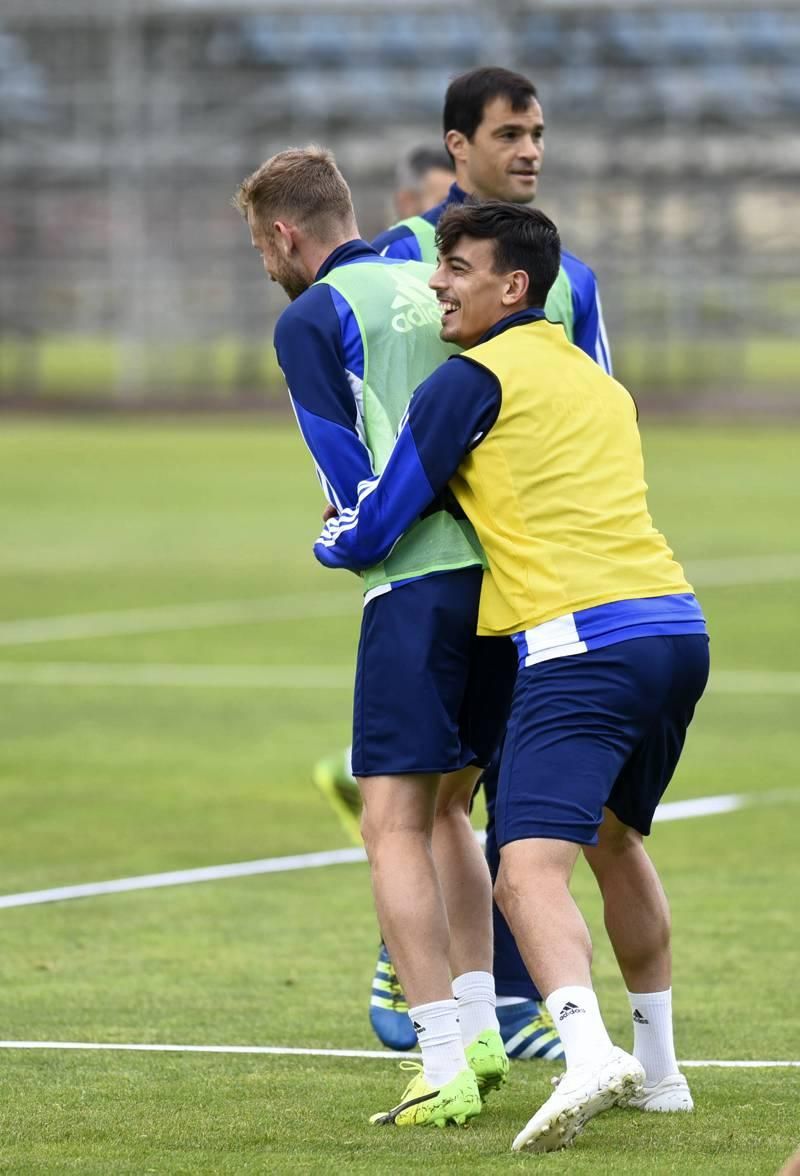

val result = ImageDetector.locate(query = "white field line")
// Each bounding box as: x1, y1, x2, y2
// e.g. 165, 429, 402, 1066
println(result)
651, 794, 742, 822
0, 664, 799, 694
0, 792, 757, 912
0, 552, 796, 650
679, 1060, 800, 1069
0, 593, 356, 648
0, 848, 369, 910
0, 1040, 795, 1067
0, 1041, 414, 1059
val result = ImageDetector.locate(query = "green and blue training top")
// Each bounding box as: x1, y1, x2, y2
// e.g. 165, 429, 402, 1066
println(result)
372, 181, 612, 374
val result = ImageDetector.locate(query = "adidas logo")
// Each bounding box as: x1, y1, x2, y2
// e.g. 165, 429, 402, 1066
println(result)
558, 1001, 585, 1022
389, 271, 442, 334
632, 1008, 649, 1025
412, 1020, 426, 1035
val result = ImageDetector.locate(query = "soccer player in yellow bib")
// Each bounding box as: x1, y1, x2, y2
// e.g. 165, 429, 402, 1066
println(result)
315, 201, 709, 1153
322, 68, 610, 1063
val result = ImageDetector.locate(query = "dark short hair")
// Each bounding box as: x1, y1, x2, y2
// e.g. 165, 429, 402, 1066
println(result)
395, 144, 454, 190
405, 145, 454, 181
443, 67, 538, 146
435, 201, 560, 308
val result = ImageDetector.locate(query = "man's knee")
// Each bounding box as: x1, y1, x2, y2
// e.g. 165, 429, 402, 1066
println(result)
360, 807, 435, 863
494, 851, 534, 920
358, 773, 438, 844
359, 807, 379, 859
493, 858, 515, 921
434, 767, 481, 819
583, 809, 651, 888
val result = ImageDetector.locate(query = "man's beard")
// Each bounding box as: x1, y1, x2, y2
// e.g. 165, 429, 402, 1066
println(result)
282, 271, 309, 302
272, 260, 308, 302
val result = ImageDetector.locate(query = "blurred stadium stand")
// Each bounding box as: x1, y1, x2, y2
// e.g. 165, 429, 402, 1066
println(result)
0, 0, 798, 408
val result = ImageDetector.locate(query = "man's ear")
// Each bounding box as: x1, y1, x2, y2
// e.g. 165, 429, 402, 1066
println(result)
502, 269, 530, 308
444, 129, 468, 166
273, 220, 296, 255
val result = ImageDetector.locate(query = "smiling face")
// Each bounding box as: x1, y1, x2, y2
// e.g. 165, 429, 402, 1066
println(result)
448, 95, 545, 204
247, 207, 309, 302
429, 235, 529, 349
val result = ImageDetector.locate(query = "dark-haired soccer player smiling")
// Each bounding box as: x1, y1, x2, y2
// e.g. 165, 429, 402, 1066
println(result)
316, 201, 709, 1154
313, 67, 610, 1065
366, 67, 611, 1062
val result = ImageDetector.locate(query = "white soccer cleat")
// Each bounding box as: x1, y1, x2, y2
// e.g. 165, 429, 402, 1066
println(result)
511, 1046, 645, 1153
628, 1072, 694, 1112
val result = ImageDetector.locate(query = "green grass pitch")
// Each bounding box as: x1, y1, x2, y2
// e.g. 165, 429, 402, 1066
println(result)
0, 419, 798, 1173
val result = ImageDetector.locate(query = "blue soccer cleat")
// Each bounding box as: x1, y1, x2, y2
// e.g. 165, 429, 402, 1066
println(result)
369, 944, 417, 1052
497, 999, 565, 1062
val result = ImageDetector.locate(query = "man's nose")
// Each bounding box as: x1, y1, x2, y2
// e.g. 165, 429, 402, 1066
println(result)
518, 137, 542, 161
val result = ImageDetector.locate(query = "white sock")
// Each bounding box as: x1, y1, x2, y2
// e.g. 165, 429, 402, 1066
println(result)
627, 988, 679, 1084
452, 971, 500, 1045
409, 998, 467, 1088
544, 986, 613, 1070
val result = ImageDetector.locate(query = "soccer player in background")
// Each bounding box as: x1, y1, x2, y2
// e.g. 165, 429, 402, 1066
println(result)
234, 148, 514, 1128
391, 144, 455, 220
374, 66, 610, 372
319, 65, 611, 1061
315, 201, 709, 1151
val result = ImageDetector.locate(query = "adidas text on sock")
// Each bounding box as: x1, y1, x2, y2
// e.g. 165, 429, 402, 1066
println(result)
544, 986, 613, 1069
627, 988, 679, 1085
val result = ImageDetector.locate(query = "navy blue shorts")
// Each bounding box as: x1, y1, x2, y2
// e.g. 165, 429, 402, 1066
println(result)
351, 568, 517, 777
495, 634, 710, 847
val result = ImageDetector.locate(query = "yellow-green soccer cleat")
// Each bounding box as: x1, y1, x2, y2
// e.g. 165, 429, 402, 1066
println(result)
465, 1029, 510, 1100
370, 1062, 482, 1128
312, 751, 362, 846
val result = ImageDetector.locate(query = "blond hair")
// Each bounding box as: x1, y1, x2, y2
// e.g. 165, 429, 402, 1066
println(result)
234, 145, 356, 239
